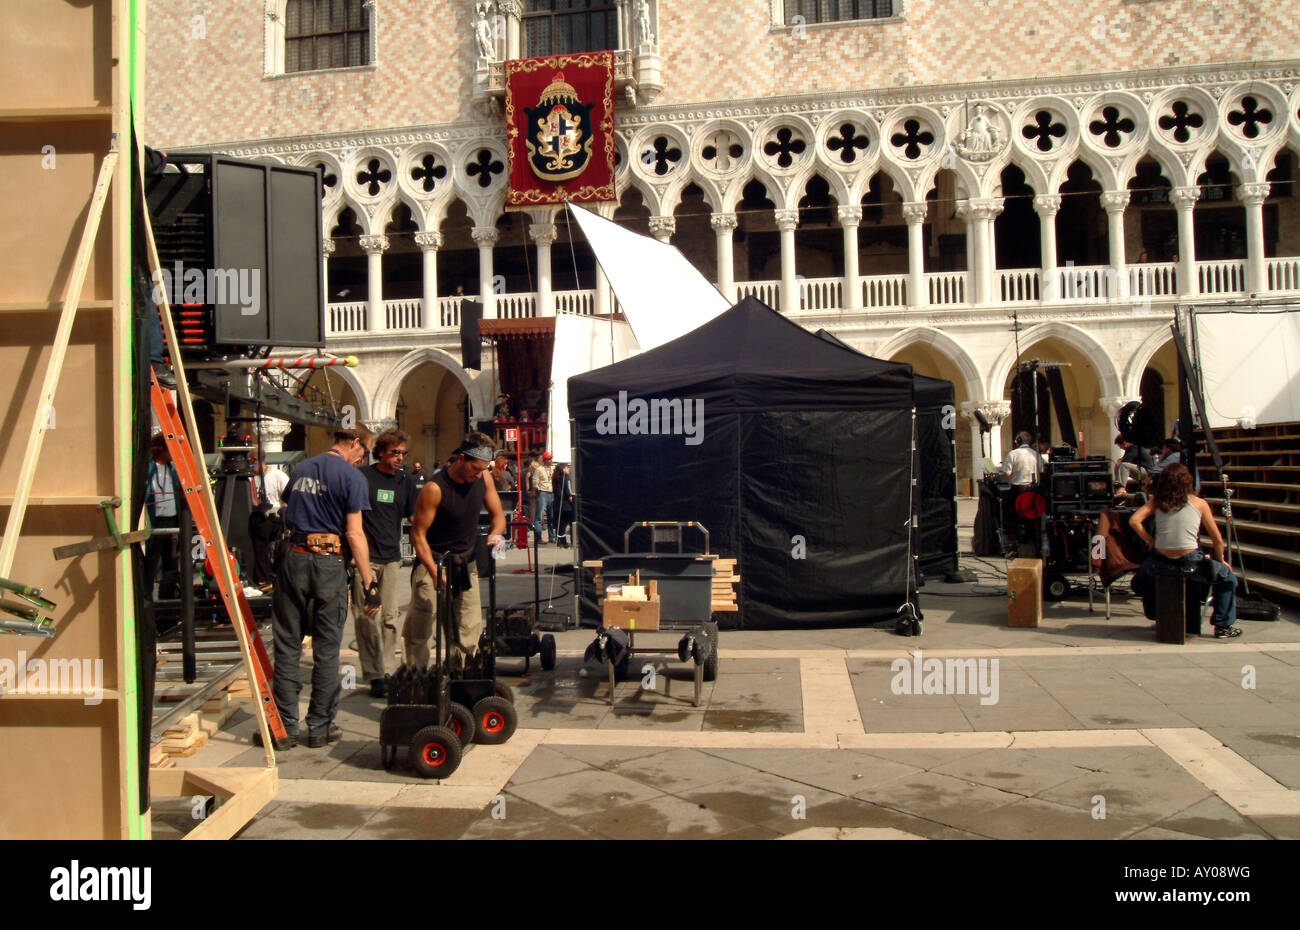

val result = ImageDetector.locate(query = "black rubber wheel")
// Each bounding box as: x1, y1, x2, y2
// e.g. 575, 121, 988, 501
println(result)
380, 743, 397, 770
494, 682, 515, 704
409, 725, 462, 778
472, 696, 517, 745
702, 621, 719, 682
540, 633, 557, 671
447, 702, 476, 746
1045, 574, 1069, 602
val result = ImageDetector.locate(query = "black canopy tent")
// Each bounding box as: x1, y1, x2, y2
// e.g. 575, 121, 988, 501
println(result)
815, 329, 959, 578
568, 297, 918, 629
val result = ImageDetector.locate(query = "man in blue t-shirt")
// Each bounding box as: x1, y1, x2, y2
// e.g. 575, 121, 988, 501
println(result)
268, 426, 377, 751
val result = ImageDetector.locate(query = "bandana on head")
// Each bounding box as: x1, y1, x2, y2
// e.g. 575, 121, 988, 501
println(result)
459, 445, 493, 462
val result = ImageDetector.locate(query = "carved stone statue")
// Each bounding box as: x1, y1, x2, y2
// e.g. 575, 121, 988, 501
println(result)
956, 103, 1001, 161
474, 3, 495, 60
635, 0, 654, 46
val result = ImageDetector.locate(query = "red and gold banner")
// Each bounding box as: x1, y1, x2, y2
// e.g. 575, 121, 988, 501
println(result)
505, 52, 616, 208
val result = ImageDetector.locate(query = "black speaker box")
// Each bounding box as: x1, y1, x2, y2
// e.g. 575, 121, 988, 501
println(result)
146, 153, 324, 353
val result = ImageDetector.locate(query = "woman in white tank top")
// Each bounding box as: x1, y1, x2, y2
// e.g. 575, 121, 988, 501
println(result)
1129, 463, 1240, 637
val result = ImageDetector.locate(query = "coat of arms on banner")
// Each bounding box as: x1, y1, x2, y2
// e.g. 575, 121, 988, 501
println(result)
505, 52, 615, 207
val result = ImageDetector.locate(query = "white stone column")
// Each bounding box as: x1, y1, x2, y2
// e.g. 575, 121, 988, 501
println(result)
985, 197, 1004, 274
529, 220, 557, 317
711, 212, 738, 303
472, 225, 499, 318
1238, 182, 1270, 294
902, 201, 927, 308
359, 234, 389, 334
501, 0, 521, 59
1032, 194, 1060, 302
967, 201, 998, 306
648, 215, 675, 244
415, 231, 443, 330
775, 208, 800, 313
1101, 190, 1131, 301
836, 205, 862, 311
321, 237, 336, 334
257, 417, 293, 457
955, 200, 974, 300
1171, 186, 1200, 297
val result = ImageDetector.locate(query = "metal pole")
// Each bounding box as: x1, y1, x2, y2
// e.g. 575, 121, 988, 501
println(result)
180, 500, 196, 683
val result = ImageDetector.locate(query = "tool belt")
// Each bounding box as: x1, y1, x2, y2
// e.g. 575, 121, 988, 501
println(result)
291, 532, 342, 555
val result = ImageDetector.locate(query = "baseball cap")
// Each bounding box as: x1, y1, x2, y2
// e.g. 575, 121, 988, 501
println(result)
543, 452, 553, 460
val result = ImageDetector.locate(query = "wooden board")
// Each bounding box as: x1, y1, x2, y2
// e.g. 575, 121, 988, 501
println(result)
0, 0, 139, 839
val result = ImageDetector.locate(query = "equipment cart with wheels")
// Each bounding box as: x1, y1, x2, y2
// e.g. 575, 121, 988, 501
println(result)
378, 549, 517, 778
590, 522, 721, 707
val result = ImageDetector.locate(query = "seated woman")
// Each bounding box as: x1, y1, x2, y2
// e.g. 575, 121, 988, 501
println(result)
1128, 464, 1240, 638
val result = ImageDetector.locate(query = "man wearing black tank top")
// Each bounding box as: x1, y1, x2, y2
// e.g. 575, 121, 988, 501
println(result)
404, 431, 507, 667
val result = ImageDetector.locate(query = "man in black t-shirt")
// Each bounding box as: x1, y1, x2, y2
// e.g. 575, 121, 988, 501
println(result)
405, 431, 506, 668
353, 429, 418, 697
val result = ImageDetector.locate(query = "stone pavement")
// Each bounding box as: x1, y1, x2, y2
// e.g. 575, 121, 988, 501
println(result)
151, 502, 1300, 840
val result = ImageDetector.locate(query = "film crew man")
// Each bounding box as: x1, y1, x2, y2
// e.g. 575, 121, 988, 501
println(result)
354, 429, 418, 698
267, 427, 380, 750
404, 432, 506, 669
1002, 431, 1043, 491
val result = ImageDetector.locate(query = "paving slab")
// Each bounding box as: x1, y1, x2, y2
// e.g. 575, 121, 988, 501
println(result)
457, 795, 598, 841
505, 767, 664, 818
930, 748, 1094, 797
678, 771, 843, 826
962, 797, 1151, 840
704, 747, 922, 795
852, 771, 1027, 834
345, 807, 482, 840
605, 747, 761, 793
1152, 796, 1274, 840
572, 793, 753, 839
1034, 767, 1214, 823
231, 801, 377, 839
503, 745, 593, 785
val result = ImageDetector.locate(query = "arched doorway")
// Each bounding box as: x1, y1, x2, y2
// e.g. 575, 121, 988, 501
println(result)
300, 368, 362, 457
1003, 336, 1108, 456
396, 361, 470, 471
885, 342, 972, 481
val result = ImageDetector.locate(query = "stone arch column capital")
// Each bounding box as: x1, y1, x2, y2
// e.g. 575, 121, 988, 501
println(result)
774, 209, 800, 231
1100, 190, 1130, 214
1237, 182, 1270, 206
710, 212, 738, 233
414, 231, 444, 251
836, 205, 863, 226
359, 234, 390, 254
1170, 186, 1200, 210
900, 202, 928, 224
1032, 194, 1061, 216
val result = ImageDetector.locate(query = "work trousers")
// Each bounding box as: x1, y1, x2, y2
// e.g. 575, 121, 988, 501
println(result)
144, 514, 179, 601
403, 562, 481, 668
352, 559, 403, 682
272, 548, 348, 732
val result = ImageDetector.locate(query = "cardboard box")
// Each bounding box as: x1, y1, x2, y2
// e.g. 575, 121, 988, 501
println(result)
603, 597, 661, 631
1007, 558, 1042, 627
